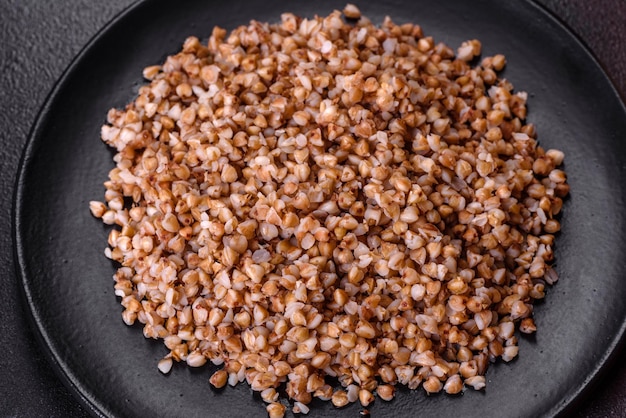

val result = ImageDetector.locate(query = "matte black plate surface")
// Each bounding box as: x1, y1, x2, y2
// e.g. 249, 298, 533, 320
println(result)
14, 0, 626, 417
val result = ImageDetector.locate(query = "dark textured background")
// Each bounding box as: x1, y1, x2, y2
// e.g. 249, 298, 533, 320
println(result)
1, 0, 625, 416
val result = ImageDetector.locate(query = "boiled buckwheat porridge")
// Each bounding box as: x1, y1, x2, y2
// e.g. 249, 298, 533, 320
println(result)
90, 4, 569, 416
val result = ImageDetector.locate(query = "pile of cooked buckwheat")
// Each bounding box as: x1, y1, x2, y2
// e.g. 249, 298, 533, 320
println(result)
90, 4, 568, 416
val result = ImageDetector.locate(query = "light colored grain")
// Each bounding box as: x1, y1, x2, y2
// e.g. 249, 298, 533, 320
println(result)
331, 390, 349, 408
266, 402, 286, 418
342, 3, 361, 19
209, 369, 228, 389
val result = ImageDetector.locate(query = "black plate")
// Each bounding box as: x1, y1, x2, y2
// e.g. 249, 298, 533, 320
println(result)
14, 0, 626, 417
